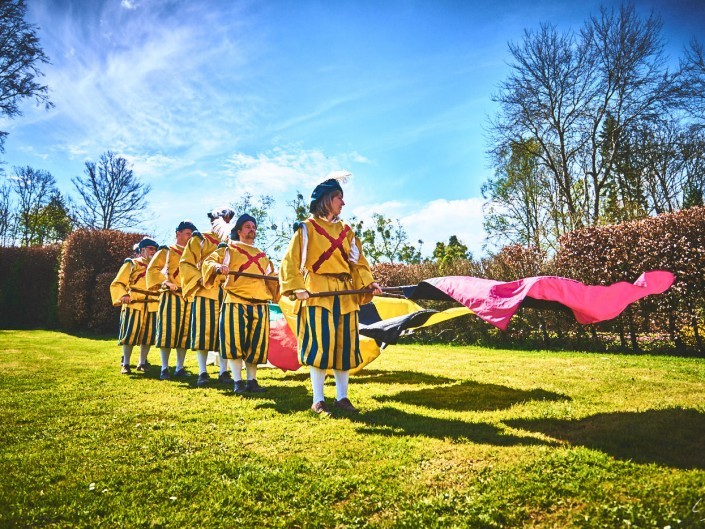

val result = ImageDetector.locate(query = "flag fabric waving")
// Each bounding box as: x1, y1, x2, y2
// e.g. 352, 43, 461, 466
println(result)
398, 270, 675, 331
266, 270, 674, 373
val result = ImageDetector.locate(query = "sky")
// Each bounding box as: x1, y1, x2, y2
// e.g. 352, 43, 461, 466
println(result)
1, 0, 704, 258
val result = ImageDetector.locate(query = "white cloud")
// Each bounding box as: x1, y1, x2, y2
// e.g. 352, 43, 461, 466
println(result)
222, 146, 371, 196
352, 197, 487, 258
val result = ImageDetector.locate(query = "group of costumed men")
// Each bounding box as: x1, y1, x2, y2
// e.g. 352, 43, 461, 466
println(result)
110, 175, 382, 415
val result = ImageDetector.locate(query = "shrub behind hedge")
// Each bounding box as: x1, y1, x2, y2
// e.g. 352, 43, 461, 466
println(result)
57, 230, 144, 334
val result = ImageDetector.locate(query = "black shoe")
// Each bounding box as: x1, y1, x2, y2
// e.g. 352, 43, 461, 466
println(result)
233, 380, 247, 394
333, 398, 359, 413
311, 401, 331, 417
218, 371, 233, 384
246, 379, 265, 393
121, 365, 131, 375
160, 368, 171, 380
173, 368, 187, 378
196, 372, 210, 387
135, 364, 147, 372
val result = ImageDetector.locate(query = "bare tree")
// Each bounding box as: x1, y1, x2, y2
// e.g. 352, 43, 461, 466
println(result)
488, 3, 688, 235
71, 151, 151, 230
11, 165, 56, 246
0, 0, 53, 153
0, 179, 14, 245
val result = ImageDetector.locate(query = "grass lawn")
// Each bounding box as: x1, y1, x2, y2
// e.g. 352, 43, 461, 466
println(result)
1, 330, 704, 528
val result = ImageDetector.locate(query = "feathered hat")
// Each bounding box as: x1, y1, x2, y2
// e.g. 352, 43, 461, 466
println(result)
309, 170, 351, 212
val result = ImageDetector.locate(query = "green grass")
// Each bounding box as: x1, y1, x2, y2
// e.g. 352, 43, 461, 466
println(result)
1, 330, 704, 528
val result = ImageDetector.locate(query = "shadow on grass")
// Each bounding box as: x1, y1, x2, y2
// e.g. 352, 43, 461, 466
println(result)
251, 384, 315, 414
348, 407, 549, 446
507, 407, 705, 469
283, 369, 455, 386
377, 380, 570, 411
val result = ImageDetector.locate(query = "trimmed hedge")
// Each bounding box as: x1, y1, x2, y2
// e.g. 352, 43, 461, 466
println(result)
0, 245, 62, 329
57, 229, 144, 335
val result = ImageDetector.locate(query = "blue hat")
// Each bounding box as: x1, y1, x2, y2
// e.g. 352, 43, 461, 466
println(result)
207, 207, 235, 221
230, 214, 257, 241
309, 179, 343, 212
138, 237, 159, 251
176, 220, 197, 232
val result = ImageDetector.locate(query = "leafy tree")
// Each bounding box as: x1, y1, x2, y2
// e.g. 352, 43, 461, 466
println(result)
354, 213, 422, 265
483, 138, 554, 251
0, 0, 53, 153
11, 165, 56, 246
34, 191, 73, 245
71, 151, 151, 230
433, 235, 470, 270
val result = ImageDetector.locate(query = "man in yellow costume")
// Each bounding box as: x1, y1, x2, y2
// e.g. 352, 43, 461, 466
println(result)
280, 173, 381, 415
202, 214, 280, 393
110, 237, 160, 374
146, 220, 197, 380
179, 207, 234, 387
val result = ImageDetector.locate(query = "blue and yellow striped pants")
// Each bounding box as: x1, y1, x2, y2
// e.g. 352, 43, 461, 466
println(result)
155, 291, 191, 349
118, 305, 156, 346
297, 296, 361, 371
189, 296, 220, 351
219, 303, 270, 364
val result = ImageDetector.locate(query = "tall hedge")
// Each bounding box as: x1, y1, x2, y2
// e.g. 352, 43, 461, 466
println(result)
0, 245, 62, 329
57, 229, 144, 334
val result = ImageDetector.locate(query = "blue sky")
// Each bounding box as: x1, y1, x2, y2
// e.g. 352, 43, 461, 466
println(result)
2, 0, 703, 257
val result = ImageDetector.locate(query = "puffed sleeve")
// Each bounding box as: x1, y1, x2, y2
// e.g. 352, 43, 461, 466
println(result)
179, 232, 204, 300
145, 247, 167, 291
202, 245, 227, 289
279, 228, 306, 296
265, 258, 281, 302
109, 260, 133, 306
350, 233, 375, 305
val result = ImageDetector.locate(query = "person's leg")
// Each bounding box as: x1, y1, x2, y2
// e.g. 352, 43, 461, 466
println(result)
121, 345, 133, 374
175, 348, 187, 372
310, 366, 327, 405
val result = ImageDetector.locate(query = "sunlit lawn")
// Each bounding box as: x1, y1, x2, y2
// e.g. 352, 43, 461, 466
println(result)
1, 330, 704, 528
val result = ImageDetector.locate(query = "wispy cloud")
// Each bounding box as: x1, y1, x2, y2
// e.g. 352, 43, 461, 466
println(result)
222, 145, 371, 196
28, 1, 260, 160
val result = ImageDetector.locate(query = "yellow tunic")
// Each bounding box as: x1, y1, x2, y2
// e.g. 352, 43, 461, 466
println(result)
109, 256, 159, 312
146, 244, 186, 295
178, 231, 224, 301
279, 217, 375, 314
202, 242, 280, 304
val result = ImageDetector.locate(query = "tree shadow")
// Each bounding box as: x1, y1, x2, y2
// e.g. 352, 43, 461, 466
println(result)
348, 407, 549, 446
507, 407, 705, 469
283, 369, 455, 386
377, 380, 570, 412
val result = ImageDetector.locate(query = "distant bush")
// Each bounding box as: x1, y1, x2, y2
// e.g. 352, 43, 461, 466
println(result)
57, 229, 144, 334
0, 245, 61, 329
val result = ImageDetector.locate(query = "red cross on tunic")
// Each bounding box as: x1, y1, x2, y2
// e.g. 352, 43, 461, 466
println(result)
231, 244, 267, 279
134, 260, 147, 280
170, 245, 182, 278
308, 219, 350, 273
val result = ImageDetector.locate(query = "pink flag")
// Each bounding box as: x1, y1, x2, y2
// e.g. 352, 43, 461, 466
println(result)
420, 271, 674, 331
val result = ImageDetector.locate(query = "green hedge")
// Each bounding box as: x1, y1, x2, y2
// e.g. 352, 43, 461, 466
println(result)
0, 245, 62, 329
